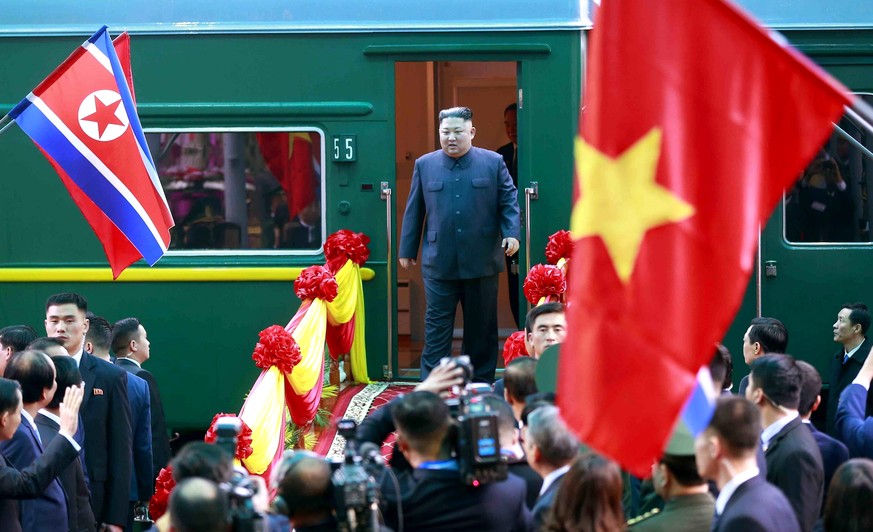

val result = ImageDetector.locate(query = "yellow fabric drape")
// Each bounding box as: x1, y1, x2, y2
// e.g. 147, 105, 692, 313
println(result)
326, 260, 357, 325
349, 276, 369, 382
288, 299, 327, 394
239, 366, 286, 474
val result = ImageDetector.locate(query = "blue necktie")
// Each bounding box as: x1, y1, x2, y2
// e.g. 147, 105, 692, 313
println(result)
844, 354, 850, 365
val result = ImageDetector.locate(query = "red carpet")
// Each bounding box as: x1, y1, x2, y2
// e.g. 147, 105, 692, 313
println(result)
313, 383, 415, 459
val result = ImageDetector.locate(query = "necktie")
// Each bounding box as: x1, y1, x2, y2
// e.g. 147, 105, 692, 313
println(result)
710, 511, 721, 532
844, 354, 850, 365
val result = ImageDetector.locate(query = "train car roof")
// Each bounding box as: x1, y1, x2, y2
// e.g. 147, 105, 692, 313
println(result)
0, 0, 591, 36
734, 0, 873, 29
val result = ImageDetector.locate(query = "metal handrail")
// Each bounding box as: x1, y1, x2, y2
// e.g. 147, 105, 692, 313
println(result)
381, 181, 394, 380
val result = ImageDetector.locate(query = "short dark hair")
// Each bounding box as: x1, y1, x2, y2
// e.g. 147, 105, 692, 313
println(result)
504, 103, 517, 115
707, 397, 761, 457
391, 391, 451, 454
48, 356, 81, 410
504, 356, 538, 403
525, 302, 565, 334
710, 343, 732, 391
479, 394, 518, 446
274, 451, 333, 518
111, 317, 142, 356
824, 459, 873, 532
749, 354, 802, 409
171, 442, 234, 484
169, 477, 229, 532
797, 360, 822, 417
660, 454, 705, 486
85, 313, 112, 353
520, 392, 556, 426
0, 378, 21, 416
0, 326, 38, 354
26, 337, 66, 353
438, 106, 473, 122
5, 350, 55, 404
45, 293, 88, 313
842, 303, 871, 335
748, 317, 789, 354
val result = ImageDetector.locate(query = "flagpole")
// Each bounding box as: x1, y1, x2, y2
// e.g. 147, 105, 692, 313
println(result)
845, 97, 873, 138
0, 114, 14, 136
833, 123, 873, 163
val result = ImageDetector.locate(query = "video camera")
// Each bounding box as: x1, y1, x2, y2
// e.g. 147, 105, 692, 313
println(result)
213, 417, 265, 532
442, 355, 508, 486
331, 419, 384, 532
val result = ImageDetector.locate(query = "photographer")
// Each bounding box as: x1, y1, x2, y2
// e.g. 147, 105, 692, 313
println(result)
271, 450, 336, 532
169, 477, 229, 532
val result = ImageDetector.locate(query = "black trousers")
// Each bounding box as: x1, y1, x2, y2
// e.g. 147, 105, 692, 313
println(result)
421, 274, 499, 383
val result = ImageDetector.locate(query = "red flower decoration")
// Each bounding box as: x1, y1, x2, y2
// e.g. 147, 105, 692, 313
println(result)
294, 265, 338, 302
545, 230, 574, 265
503, 331, 529, 366
523, 264, 567, 305
204, 413, 255, 460
324, 230, 371, 268
252, 325, 301, 373
149, 465, 175, 520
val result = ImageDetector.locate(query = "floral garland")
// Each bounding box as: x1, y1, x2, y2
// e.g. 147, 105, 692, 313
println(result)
294, 265, 338, 302
324, 229, 370, 271
251, 325, 301, 374
148, 465, 175, 521
545, 229, 574, 265
503, 330, 529, 365
204, 413, 255, 460
523, 264, 567, 305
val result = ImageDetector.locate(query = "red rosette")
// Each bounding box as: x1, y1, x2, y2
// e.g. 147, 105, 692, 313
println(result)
523, 264, 567, 305
294, 265, 338, 302
251, 325, 302, 373
503, 330, 529, 366
545, 230, 574, 265
148, 465, 175, 520
204, 413, 255, 460
324, 230, 371, 267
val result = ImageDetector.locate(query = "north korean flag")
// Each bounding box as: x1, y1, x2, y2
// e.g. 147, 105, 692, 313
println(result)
9, 26, 173, 278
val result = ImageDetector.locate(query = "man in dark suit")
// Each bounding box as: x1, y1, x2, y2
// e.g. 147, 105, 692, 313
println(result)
399, 106, 520, 383
696, 396, 799, 532
0, 326, 38, 373
827, 302, 873, 434
112, 317, 171, 480
797, 360, 848, 511
271, 450, 338, 532
738, 317, 788, 396
747, 354, 823, 532
45, 293, 131, 532
36, 355, 96, 532
1, 350, 70, 531
0, 377, 84, 532
524, 404, 579, 529
496, 103, 520, 328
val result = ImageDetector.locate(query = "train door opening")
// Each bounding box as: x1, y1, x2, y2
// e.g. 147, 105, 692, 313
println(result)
393, 60, 519, 379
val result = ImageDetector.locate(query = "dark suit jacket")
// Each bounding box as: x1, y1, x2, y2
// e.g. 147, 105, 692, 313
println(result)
124, 372, 153, 501
0, 435, 79, 532
496, 142, 517, 186
0, 420, 69, 531
715, 475, 800, 532
116, 358, 171, 480
380, 466, 530, 532
827, 337, 873, 434
531, 471, 564, 530
35, 413, 96, 532
507, 458, 541, 510
835, 382, 873, 458
805, 422, 848, 512
78, 351, 132, 526
738, 374, 750, 396
399, 147, 520, 280
764, 417, 824, 532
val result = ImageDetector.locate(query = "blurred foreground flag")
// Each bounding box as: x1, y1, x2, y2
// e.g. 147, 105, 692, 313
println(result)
559, 0, 851, 476
8, 26, 173, 278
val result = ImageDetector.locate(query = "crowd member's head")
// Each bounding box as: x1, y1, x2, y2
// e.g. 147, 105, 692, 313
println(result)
0, 326, 38, 367
111, 317, 151, 364
480, 394, 521, 450
520, 392, 556, 427
797, 360, 824, 420
747, 354, 802, 419
45, 293, 89, 356
5, 350, 57, 409
84, 313, 113, 360
524, 405, 579, 477
503, 103, 518, 145
504, 356, 538, 420
834, 302, 870, 349
438, 107, 475, 159
695, 397, 761, 489
823, 458, 873, 532
168, 477, 229, 532
710, 343, 733, 393
272, 450, 334, 528
653, 424, 707, 501
47, 356, 81, 411
392, 391, 452, 466
26, 337, 69, 358
0, 378, 22, 441
543, 453, 624, 532
525, 303, 567, 358
171, 442, 234, 484
742, 317, 789, 366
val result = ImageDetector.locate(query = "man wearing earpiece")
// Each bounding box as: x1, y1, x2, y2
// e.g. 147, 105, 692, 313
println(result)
271, 451, 336, 532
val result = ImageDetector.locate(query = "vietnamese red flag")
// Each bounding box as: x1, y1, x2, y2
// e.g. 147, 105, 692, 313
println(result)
558, 0, 850, 476
256, 132, 316, 220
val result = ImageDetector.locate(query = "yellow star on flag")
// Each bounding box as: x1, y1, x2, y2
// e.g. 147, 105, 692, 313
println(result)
570, 128, 695, 284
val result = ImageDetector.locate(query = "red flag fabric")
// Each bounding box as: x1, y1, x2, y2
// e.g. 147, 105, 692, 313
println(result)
559, 0, 850, 476
256, 132, 316, 220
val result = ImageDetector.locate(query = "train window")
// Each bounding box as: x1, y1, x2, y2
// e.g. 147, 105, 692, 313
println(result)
145, 130, 324, 253
785, 95, 873, 244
